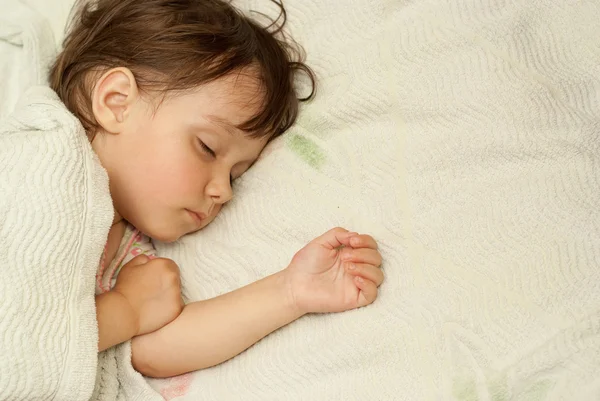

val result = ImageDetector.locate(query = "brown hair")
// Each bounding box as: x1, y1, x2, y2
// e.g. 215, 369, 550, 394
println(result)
49, 0, 315, 140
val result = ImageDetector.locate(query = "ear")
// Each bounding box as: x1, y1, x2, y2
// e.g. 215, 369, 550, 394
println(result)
91, 67, 139, 134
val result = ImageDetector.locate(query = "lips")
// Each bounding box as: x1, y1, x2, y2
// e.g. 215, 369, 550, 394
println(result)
187, 209, 207, 224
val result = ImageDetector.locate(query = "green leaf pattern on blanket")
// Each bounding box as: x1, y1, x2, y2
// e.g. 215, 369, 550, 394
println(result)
453, 373, 507, 401
286, 133, 325, 170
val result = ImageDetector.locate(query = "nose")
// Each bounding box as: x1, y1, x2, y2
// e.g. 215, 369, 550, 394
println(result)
206, 173, 233, 204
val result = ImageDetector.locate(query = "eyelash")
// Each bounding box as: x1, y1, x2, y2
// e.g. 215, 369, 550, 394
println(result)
198, 139, 234, 184
198, 139, 216, 157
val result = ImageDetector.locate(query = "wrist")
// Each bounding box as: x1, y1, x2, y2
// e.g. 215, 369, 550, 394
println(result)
95, 291, 139, 351
278, 268, 308, 317
109, 289, 140, 337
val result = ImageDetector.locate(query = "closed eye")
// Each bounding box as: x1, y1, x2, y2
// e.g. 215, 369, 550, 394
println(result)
197, 139, 215, 157
198, 139, 235, 184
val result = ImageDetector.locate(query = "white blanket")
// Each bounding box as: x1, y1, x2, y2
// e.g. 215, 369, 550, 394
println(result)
0, 3, 168, 400
150, 0, 600, 400
0, 86, 112, 400
0, 8, 111, 401
4, 0, 600, 400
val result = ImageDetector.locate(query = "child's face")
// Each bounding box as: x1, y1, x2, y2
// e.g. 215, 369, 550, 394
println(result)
92, 71, 269, 242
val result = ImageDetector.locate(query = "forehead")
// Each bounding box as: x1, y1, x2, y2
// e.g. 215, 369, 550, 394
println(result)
188, 70, 265, 126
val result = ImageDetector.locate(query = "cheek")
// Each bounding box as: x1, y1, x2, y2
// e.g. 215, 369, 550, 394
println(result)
201, 203, 223, 227
211, 203, 222, 216
131, 140, 204, 197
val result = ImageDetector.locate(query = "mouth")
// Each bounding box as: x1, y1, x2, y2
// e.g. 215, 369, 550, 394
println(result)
186, 209, 207, 224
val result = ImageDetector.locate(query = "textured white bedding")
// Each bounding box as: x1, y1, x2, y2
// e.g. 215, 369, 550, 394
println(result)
5, 0, 600, 400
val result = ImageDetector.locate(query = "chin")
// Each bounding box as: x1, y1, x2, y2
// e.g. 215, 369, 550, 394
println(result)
153, 234, 181, 243
136, 222, 184, 243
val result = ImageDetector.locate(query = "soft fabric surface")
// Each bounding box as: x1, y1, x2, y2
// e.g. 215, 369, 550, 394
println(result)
5, 0, 600, 400
152, 0, 600, 400
0, 5, 162, 399
1, 7, 112, 401
0, 0, 55, 120
0, 85, 112, 399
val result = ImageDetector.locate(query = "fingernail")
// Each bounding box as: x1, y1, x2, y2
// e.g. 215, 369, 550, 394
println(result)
350, 237, 360, 246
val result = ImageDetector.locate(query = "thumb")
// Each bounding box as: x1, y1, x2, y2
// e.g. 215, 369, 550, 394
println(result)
313, 227, 357, 250
128, 254, 150, 266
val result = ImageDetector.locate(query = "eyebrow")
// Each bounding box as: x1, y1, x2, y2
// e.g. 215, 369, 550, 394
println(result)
205, 114, 238, 136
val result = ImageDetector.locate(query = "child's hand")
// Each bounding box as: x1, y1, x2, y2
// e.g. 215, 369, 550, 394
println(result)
285, 228, 384, 314
113, 255, 184, 336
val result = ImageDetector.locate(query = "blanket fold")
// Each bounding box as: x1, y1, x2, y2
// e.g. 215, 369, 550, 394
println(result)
0, 86, 112, 400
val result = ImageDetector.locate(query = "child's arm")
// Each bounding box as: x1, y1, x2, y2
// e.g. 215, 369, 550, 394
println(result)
96, 291, 138, 351
131, 228, 383, 378
131, 270, 302, 375
96, 255, 184, 352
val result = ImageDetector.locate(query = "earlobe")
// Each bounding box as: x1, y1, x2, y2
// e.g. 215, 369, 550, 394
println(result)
91, 67, 139, 134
